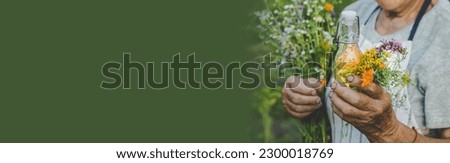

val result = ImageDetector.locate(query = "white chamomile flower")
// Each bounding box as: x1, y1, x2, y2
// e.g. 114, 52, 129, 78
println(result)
313, 15, 324, 22
300, 30, 307, 34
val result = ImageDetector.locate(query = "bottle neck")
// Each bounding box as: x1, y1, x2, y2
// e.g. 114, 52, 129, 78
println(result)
338, 24, 359, 44
340, 36, 358, 44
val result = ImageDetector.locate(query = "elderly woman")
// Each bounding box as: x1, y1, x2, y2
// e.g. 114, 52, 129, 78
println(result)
282, 0, 450, 142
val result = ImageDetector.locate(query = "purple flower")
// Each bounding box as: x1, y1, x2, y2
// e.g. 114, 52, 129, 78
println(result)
377, 39, 405, 53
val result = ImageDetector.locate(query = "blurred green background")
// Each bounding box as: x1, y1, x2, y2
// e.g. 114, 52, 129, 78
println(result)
0, 0, 354, 142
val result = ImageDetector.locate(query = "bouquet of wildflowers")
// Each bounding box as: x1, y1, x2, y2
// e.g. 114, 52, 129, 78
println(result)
253, 0, 343, 143
255, 0, 341, 81
336, 39, 411, 109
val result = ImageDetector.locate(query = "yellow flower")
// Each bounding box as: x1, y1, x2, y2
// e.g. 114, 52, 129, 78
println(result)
402, 73, 411, 86
361, 69, 374, 87
321, 41, 331, 52
324, 3, 334, 12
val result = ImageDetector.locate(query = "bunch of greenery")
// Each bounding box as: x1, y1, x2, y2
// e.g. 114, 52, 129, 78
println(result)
252, 0, 355, 143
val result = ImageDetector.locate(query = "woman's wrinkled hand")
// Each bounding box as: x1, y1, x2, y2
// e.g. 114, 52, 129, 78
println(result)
329, 75, 400, 142
282, 76, 324, 120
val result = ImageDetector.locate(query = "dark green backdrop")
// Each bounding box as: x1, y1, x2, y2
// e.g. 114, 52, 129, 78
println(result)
1, 0, 261, 142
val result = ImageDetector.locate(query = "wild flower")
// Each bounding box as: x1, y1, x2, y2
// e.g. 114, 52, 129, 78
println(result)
324, 3, 334, 12
361, 69, 374, 87
255, 0, 341, 80
338, 39, 411, 88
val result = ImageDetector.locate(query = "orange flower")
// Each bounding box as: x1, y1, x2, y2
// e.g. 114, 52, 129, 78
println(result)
361, 69, 374, 87
379, 63, 386, 68
324, 3, 334, 12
